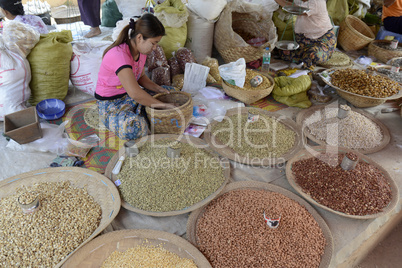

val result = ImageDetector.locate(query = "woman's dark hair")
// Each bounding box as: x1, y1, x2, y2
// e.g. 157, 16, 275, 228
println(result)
0, 0, 24, 16
103, 13, 165, 57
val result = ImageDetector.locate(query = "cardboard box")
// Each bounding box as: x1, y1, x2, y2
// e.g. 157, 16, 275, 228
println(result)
4, 107, 43, 144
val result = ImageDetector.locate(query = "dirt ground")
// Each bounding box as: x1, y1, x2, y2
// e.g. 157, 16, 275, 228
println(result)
357, 222, 402, 268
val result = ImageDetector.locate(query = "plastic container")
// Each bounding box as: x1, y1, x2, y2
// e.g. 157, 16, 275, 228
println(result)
261, 47, 271, 74
36, 99, 66, 120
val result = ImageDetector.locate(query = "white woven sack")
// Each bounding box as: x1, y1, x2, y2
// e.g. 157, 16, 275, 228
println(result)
0, 37, 31, 121
184, 9, 215, 62
187, 0, 227, 21
70, 41, 112, 95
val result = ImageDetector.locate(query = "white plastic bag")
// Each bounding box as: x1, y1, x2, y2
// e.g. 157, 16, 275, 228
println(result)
112, 19, 130, 41
182, 63, 210, 96
218, 58, 246, 88
0, 37, 31, 121
6, 121, 69, 154
70, 41, 112, 95
115, 0, 147, 19
2, 20, 40, 57
187, 0, 227, 21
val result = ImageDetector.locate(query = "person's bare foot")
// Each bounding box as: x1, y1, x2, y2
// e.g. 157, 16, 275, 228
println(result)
84, 27, 101, 38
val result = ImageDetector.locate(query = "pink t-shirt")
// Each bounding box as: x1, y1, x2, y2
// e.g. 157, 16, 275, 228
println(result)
96, 43, 147, 98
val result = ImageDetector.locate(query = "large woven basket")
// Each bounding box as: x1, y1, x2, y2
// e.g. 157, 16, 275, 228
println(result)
187, 181, 334, 268
286, 146, 399, 219
221, 72, 274, 104
0, 167, 121, 268
368, 40, 402, 63
338, 15, 375, 51
145, 91, 193, 134
63, 229, 212, 267
336, 89, 386, 107
214, 1, 277, 63
104, 134, 231, 217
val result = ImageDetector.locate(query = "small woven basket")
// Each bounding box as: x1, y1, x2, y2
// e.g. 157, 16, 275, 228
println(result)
52, 6, 81, 24
338, 15, 375, 51
368, 40, 402, 63
221, 72, 274, 104
145, 92, 193, 134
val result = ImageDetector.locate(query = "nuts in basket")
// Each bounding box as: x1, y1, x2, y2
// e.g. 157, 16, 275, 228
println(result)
330, 68, 400, 98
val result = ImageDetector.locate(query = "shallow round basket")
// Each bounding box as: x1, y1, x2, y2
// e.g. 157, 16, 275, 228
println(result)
372, 64, 402, 85
389, 56, 402, 67
62, 229, 212, 268
296, 104, 391, 155
204, 107, 304, 167
221, 72, 274, 105
368, 40, 402, 63
145, 91, 193, 134
104, 134, 230, 217
338, 15, 375, 51
0, 167, 121, 268
285, 146, 399, 219
52, 6, 81, 24
187, 181, 334, 268
318, 51, 353, 69
36, 98, 66, 120
320, 68, 402, 108
83, 105, 106, 130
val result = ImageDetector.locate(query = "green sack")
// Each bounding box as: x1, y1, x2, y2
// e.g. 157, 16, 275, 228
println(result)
273, 9, 296, 41
327, 0, 349, 26
101, 0, 122, 27
27, 31, 73, 106
154, 0, 188, 59
272, 75, 312, 108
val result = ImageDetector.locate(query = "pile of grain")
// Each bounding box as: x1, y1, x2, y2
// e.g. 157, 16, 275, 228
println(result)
0, 181, 102, 267
196, 189, 326, 267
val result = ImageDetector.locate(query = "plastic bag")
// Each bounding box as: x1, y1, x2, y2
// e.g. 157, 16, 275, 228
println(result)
152, 66, 171, 86
176, 47, 197, 71
66, 134, 100, 158
172, 74, 184, 90
202, 56, 221, 82
218, 58, 246, 87
187, 0, 227, 21
182, 63, 210, 95
147, 44, 168, 72
2, 20, 40, 57
168, 55, 183, 79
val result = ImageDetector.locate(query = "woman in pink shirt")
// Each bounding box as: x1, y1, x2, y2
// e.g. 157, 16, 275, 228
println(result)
95, 13, 176, 140
274, 0, 335, 70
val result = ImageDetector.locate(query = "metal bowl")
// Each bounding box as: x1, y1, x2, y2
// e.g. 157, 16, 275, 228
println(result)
283, 5, 310, 15
275, 40, 300, 50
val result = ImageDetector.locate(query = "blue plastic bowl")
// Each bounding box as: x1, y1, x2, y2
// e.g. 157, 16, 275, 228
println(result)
36, 99, 66, 120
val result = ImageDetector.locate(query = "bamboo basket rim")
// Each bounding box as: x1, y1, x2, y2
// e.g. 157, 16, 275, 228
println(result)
145, 91, 192, 113
0, 167, 121, 268
343, 15, 375, 41
221, 71, 275, 104
187, 181, 334, 268
62, 229, 212, 267
295, 104, 391, 154
318, 51, 353, 68
368, 40, 402, 63
104, 134, 230, 217
203, 107, 305, 166
320, 68, 402, 100
285, 145, 399, 219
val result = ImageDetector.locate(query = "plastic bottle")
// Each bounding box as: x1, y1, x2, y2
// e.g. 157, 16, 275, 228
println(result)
261, 47, 271, 74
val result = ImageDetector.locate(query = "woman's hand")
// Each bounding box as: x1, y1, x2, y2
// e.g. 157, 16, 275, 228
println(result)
155, 86, 170, 94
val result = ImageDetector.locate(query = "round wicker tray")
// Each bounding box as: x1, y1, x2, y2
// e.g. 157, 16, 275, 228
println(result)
296, 104, 391, 154
52, 6, 81, 24
62, 229, 212, 267
221, 71, 274, 105
0, 167, 121, 268
104, 134, 230, 217
187, 181, 334, 268
83, 105, 106, 130
204, 107, 304, 166
320, 68, 402, 107
285, 146, 399, 219
318, 51, 353, 69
